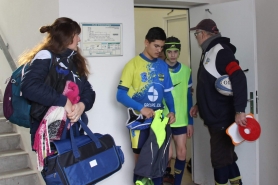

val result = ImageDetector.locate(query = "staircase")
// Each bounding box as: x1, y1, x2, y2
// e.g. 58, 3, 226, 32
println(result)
0, 102, 41, 184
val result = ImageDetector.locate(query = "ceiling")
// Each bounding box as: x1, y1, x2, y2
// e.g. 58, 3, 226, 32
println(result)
134, 0, 206, 8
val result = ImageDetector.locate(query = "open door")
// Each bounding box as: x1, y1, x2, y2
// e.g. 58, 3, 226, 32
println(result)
164, 12, 192, 161
189, 0, 259, 184
165, 14, 190, 67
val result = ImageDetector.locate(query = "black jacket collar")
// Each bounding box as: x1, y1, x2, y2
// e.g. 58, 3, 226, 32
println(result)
206, 37, 237, 54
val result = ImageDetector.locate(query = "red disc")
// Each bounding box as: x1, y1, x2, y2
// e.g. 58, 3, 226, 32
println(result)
238, 117, 261, 141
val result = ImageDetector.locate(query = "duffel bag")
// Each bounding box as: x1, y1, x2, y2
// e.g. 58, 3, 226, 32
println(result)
42, 119, 124, 185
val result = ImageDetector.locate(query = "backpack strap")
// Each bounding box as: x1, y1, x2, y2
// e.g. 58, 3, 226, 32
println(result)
20, 50, 56, 97
47, 50, 55, 68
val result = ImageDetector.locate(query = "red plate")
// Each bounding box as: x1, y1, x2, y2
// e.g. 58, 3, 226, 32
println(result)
238, 117, 261, 141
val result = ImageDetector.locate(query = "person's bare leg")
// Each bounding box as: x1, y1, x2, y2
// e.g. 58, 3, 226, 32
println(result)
172, 134, 187, 185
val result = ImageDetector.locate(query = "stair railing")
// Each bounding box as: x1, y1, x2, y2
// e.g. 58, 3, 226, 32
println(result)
0, 34, 17, 71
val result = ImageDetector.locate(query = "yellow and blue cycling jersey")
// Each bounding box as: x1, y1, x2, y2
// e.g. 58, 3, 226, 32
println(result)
118, 53, 173, 111
117, 53, 175, 150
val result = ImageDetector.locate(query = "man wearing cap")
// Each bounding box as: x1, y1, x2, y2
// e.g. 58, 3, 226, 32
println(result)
162, 36, 193, 185
189, 19, 247, 185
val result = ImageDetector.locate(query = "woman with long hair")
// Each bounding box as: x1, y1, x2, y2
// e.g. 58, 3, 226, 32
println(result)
20, 17, 95, 149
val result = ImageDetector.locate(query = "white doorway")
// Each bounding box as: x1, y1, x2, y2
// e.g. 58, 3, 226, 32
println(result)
190, 0, 258, 184
134, 8, 194, 185
134, 8, 190, 65
134, 1, 259, 184
164, 13, 192, 162
165, 14, 191, 67
134, 7, 192, 162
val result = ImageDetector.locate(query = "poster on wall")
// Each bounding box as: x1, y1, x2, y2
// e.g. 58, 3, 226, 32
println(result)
80, 23, 123, 57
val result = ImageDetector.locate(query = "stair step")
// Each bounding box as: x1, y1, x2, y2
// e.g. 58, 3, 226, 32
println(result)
0, 150, 29, 173
0, 118, 14, 134
0, 149, 27, 157
0, 168, 40, 185
0, 133, 20, 152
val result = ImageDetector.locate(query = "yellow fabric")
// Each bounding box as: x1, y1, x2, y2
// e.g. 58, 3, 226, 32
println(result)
130, 109, 169, 149
119, 56, 149, 98
135, 177, 154, 185
151, 109, 169, 148
174, 168, 182, 174
229, 176, 242, 185
130, 130, 140, 148
215, 181, 228, 185
163, 64, 191, 127
119, 55, 173, 110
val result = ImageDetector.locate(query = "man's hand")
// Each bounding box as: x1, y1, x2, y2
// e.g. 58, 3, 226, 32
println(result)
235, 112, 247, 127
167, 112, 176, 124
190, 105, 198, 118
140, 107, 155, 119
187, 125, 194, 138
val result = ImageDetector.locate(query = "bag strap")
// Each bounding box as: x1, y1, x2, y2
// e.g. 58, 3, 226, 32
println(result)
45, 50, 61, 68
60, 120, 79, 139
22, 50, 55, 80
65, 119, 102, 159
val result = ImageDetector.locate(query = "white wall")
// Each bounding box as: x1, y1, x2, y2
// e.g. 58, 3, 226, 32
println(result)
255, 0, 278, 184
0, 0, 58, 97
59, 0, 135, 184
0, 0, 58, 184
3, 0, 277, 184
1, 0, 135, 184
0, 0, 58, 61
0, 51, 12, 95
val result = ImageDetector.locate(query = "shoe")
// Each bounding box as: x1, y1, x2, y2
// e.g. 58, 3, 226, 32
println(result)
163, 173, 175, 184
187, 158, 192, 174
135, 177, 154, 185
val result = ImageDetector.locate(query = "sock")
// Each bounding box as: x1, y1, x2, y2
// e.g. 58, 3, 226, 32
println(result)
230, 179, 243, 185
214, 166, 229, 185
228, 162, 242, 185
174, 158, 186, 185
152, 177, 162, 185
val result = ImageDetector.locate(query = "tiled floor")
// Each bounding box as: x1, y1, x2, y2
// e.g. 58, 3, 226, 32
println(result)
163, 159, 198, 185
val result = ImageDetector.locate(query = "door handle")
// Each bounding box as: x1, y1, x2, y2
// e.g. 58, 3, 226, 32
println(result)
256, 91, 258, 114
248, 92, 254, 114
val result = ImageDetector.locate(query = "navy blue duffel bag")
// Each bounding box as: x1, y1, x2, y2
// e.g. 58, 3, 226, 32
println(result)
42, 119, 124, 185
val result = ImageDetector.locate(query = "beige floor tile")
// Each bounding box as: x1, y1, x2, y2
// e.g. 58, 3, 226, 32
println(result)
163, 159, 198, 185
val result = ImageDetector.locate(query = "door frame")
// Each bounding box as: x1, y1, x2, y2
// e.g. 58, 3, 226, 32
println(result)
134, 5, 194, 181
189, 0, 259, 184
163, 14, 187, 34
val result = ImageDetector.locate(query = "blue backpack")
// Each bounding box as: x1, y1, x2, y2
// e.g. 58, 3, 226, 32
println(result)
3, 52, 54, 128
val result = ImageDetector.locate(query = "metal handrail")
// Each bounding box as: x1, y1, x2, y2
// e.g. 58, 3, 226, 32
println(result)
0, 34, 17, 71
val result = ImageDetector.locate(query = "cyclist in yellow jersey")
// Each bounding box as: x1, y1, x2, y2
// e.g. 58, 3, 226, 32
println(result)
162, 36, 194, 185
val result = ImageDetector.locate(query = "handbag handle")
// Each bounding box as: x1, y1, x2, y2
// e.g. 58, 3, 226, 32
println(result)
65, 119, 102, 159
60, 120, 80, 139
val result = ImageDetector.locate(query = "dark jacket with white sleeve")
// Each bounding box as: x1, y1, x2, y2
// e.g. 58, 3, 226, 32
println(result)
21, 49, 95, 146
196, 36, 247, 128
